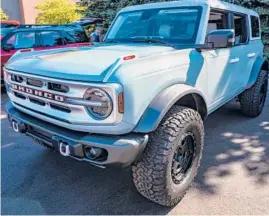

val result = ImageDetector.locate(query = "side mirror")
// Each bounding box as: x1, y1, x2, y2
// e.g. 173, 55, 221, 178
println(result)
3, 44, 15, 52
204, 29, 235, 49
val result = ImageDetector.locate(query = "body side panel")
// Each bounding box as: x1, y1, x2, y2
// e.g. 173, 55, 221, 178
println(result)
247, 56, 268, 89
108, 49, 209, 128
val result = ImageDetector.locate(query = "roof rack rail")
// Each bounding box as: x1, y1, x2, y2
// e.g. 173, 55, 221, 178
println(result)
18, 24, 81, 28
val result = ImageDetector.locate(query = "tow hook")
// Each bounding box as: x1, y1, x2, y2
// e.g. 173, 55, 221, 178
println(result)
12, 121, 19, 132
59, 142, 70, 156
11, 120, 27, 133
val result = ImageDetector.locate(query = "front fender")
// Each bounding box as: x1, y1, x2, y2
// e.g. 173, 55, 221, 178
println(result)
247, 57, 269, 89
134, 84, 207, 133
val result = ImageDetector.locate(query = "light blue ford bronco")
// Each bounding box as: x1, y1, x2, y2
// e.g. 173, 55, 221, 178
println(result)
4, 0, 268, 206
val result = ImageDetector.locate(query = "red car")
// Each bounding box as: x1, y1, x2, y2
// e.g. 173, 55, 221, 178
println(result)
1, 25, 91, 87
0, 20, 20, 39
1, 20, 20, 28
69, 18, 104, 38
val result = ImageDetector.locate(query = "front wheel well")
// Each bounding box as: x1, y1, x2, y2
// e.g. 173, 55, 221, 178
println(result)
175, 93, 208, 120
262, 60, 269, 72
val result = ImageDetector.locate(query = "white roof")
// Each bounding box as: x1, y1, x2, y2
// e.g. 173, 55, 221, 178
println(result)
120, 0, 258, 16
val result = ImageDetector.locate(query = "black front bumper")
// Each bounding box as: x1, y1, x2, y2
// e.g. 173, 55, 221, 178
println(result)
6, 101, 148, 168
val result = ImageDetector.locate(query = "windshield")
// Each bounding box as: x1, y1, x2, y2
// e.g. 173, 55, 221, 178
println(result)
105, 7, 202, 44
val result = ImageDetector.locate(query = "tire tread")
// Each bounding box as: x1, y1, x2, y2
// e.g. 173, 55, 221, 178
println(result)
132, 106, 204, 206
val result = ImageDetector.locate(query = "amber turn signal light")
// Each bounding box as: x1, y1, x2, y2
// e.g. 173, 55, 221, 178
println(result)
118, 92, 124, 113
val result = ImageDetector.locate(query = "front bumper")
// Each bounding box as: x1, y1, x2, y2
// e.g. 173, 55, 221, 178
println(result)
6, 101, 148, 168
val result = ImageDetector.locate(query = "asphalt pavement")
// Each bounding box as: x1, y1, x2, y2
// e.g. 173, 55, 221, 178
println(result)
1, 91, 269, 215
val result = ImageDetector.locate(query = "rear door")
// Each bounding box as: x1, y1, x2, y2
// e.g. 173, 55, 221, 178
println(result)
244, 15, 264, 85
229, 12, 250, 89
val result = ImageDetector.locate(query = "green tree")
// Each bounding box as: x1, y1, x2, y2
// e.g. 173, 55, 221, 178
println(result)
36, 0, 86, 24
80, 0, 269, 59
0, 8, 8, 20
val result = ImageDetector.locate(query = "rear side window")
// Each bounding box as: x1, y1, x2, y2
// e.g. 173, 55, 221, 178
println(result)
250, 16, 260, 38
207, 11, 228, 34
5, 32, 36, 49
65, 29, 89, 43
61, 31, 76, 44
40, 31, 64, 46
233, 14, 248, 45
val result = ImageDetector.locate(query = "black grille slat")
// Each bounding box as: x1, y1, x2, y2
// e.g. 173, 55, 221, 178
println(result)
48, 82, 69, 93
29, 97, 46, 106
14, 92, 26, 100
50, 103, 71, 113
27, 78, 43, 87
11, 75, 23, 83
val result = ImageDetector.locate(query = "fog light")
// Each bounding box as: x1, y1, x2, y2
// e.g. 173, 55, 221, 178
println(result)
84, 146, 107, 161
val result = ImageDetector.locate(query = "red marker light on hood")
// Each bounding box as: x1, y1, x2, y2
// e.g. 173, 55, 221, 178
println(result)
123, 55, 136, 61
20, 49, 32, 53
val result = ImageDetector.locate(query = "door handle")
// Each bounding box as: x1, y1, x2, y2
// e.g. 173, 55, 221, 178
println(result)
230, 58, 240, 64
248, 53, 256, 58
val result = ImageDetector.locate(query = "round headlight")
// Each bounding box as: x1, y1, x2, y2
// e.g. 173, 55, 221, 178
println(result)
84, 88, 113, 119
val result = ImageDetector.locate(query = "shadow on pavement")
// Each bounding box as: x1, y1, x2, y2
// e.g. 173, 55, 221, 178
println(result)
195, 97, 269, 195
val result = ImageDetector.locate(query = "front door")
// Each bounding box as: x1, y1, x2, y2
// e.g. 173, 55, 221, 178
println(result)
1, 31, 38, 78
203, 47, 240, 111
1, 31, 37, 66
202, 10, 243, 111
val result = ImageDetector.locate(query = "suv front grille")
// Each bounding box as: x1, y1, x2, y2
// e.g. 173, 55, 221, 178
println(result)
4, 68, 123, 128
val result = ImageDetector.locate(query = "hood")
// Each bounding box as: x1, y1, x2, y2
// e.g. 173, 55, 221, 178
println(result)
5, 44, 177, 82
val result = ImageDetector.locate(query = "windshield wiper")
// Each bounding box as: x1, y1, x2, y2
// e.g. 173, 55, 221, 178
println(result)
104, 39, 120, 43
131, 37, 173, 46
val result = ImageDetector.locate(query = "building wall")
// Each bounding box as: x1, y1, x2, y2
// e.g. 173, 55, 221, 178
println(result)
2, 0, 78, 24
1, 0, 22, 22
21, 0, 44, 24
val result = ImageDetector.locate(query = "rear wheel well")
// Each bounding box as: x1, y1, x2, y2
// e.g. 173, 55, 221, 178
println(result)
175, 93, 207, 120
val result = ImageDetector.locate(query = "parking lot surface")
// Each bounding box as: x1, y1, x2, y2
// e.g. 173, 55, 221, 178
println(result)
1, 91, 269, 215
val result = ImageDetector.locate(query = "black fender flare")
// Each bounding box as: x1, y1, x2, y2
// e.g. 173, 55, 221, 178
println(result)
134, 84, 208, 133
247, 57, 269, 89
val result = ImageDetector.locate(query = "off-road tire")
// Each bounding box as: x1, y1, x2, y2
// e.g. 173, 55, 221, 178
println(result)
240, 70, 268, 117
132, 106, 204, 206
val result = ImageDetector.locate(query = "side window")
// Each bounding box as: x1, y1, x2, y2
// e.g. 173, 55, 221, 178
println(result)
61, 31, 76, 44
251, 16, 260, 38
233, 14, 248, 45
40, 31, 64, 46
207, 11, 228, 34
63, 30, 89, 43
5, 34, 16, 45
5, 32, 36, 49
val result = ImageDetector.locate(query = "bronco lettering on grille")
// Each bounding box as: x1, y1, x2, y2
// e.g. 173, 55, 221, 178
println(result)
11, 84, 65, 102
